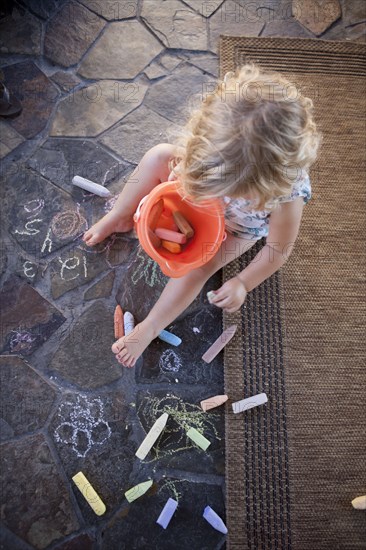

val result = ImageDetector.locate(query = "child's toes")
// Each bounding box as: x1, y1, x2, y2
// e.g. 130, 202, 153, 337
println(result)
125, 355, 135, 368
112, 340, 124, 354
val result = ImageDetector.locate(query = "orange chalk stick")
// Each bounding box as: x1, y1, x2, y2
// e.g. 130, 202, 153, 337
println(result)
161, 240, 181, 254
149, 198, 164, 230
173, 211, 194, 238
114, 305, 124, 339
148, 228, 162, 249
155, 228, 187, 244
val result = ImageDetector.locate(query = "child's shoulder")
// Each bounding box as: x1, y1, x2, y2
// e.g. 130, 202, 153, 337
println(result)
278, 170, 311, 205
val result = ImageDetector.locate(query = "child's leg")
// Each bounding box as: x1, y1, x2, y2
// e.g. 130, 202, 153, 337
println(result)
113, 234, 256, 367
83, 143, 175, 246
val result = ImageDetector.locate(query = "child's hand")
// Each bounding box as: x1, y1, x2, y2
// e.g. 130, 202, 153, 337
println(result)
209, 277, 247, 313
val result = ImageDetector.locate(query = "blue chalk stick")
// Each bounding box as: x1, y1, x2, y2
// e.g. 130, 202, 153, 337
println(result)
158, 330, 182, 346
156, 497, 178, 529
203, 506, 228, 534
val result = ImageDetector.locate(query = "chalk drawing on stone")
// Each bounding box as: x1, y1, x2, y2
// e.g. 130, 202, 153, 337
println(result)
24, 198, 45, 217
104, 194, 119, 213
159, 349, 182, 374
9, 329, 37, 353
51, 208, 87, 240
14, 218, 42, 236
192, 327, 200, 334
54, 394, 111, 458
131, 247, 166, 288
23, 261, 37, 279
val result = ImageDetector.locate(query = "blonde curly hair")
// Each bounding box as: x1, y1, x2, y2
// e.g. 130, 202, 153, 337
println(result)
168, 62, 322, 211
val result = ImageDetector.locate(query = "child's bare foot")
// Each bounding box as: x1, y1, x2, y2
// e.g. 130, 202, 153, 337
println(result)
111, 320, 157, 368
83, 210, 134, 246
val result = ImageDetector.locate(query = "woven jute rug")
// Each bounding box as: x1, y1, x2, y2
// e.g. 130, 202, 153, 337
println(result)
220, 36, 365, 550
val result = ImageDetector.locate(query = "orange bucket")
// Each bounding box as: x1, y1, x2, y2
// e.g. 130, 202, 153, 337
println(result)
133, 181, 226, 278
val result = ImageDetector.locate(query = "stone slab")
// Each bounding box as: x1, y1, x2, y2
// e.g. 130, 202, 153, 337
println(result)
100, 478, 225, 549
50, 79, 148, 137
0, 7, 41, 55
26, 138, 128, 196
78, 20, 164, 80
44, 1, 106, 67
50, 71, 81, 93
144, 63, 214, 124
47, 301, 122, 389
99, 105, 175, 165
262, 16, 315, 37
53, 533, 95, 550
49, 390, 134, 518
78, 0, 138, 20
346, 21, 366, 42
182, 0, 225, 17
84, 271, 115, 301
293, 0, 341, 36
187, 54, 219, 77
341, 0, 366, 26
2, 61, 59, 139
159, 53, 184, 72
0, 276, 66, 356
144, 61, 169, 80
0, 121, 24, 159
17, 0, 68, 20
0, 356, 57, 441
0, 433, 79, 549
141, 0, 208, 50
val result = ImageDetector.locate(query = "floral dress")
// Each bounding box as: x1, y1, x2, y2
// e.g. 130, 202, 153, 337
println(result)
223, 170, 312, 240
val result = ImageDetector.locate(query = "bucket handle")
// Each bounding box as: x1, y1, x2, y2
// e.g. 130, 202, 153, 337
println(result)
133, 194, 149, 223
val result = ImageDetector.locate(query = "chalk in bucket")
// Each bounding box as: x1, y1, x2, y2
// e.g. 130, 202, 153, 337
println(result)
133, 181, 226, 278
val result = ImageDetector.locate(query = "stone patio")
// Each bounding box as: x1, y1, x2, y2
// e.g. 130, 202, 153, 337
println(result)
0, 0, 365, 549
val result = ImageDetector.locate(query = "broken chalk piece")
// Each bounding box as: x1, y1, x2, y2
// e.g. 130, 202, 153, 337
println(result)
186, 427, 211, 451
200, 394, 228, 412
125, 480, 153, 503
155, 228, 187, 244
148, 228, 162, 249
114, 305, 124, 339
149, 198, 164, 231
203, 506, 228, 534
156, 497, 178, 529
232, 392, 268, 414
173, 211, 194, 238
124, 311, 135, 336
161, 240, 181, 254
158, 329, 182, 347
202, 325, 237, 363
351, 495, 366, 510
72, 176, 111, 198
72, 471, 106, 516
207, 291, 216, 304
135, 412, 169, 460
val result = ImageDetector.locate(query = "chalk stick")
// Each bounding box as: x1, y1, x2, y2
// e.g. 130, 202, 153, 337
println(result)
155, 228, 187, 244
173, 211, 194, 238
156, 498, 178, 529
72, 176, 111, 198
352, 495, 366, 510
158, 330, 182, 347
203, 506, 228, 534
161, 240, 181, 254
200, 395, 228, 411
232, 392, 268, 414
148, 228, 162, 249
202, 325, 237, 363
124, 311, 135, 336
114, 305, 124, 339
186, 427, 211, 451
125, 480, 153, 503
207, 291, 216, 304
72, 471, 106, 516
149, 198, 164, 230
135, 412, 169, 460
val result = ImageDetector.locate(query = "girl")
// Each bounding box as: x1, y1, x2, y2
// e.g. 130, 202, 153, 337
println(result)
83, 63, 322, 368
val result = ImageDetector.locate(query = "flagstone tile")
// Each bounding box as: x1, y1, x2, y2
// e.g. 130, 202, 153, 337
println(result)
262, 16, 315, 37
0, 7, 41, 55
293, 0, 341, 36
0, 122, 24, 159
78, 21, 164, 80
141, 0, 208, 50
78, 0, 138, 20
182, 0, 225, 16
99, 105, 176, 164
18, 0, 68, 20
186, 54, 219, 77
0, 276, 66, 356
341, 0, 366, 26
0, 356, 57, 441
159, 52, 185, 71
0, 434, 79, 549
84, 271, 115, 301
208, 0, 265, 52
144, 63, 215, 124
53, 533, 95, 550
2, 61, 59, 139
346, 22, 366, 42
50, 80, 148, 137
144, 61, 169, 80
44, 1, 106, 67
50, 71, 82, 93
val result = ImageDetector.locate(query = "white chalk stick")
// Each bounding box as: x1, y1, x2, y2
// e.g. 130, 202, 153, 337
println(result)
72, 176, 111, 198
232, 393, 268, 414
124, 311, 135, 336
135, 413, 169, 460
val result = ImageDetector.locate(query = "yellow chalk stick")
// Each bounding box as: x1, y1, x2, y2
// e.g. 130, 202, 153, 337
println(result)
186, 427, 211, 451
135, 413, 169, 460
72, 471, 106, 516
125, 480, 153, 503
352, 495, 366, 509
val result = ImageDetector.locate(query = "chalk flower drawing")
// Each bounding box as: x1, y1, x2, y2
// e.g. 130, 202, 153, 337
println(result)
159, 349, 182, 373
54, 395, 111, 458
131, 247, 166, 288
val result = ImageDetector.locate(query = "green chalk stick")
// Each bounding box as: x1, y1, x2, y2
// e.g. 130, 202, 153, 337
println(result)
186, 427, 211, 451
125, 480, 153, 503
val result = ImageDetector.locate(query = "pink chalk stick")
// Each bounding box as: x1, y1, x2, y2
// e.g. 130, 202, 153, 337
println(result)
155, 228, 187, 244
202, 325, 237, 363
200, 395, 228, 411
